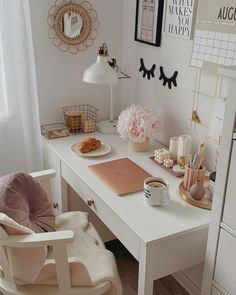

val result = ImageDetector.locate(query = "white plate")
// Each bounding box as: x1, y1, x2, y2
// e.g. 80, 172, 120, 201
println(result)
71, 142, 112, 157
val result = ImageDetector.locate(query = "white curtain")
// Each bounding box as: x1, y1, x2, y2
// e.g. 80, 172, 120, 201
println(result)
0, 0, 43, 175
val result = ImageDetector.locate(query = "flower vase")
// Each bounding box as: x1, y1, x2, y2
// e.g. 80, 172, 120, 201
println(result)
129, 137, 150, 152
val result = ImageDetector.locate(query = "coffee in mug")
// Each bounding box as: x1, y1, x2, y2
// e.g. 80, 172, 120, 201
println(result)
147, 181, 166, 188
144, 177, 169, 206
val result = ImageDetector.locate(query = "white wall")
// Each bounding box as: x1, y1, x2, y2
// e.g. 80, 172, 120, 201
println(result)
29, 0, 123, 125
29, 0, 225, 172
121, 0, 228, 173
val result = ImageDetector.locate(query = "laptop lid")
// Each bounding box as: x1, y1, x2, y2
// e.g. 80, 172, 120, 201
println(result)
89, 158, 152, 196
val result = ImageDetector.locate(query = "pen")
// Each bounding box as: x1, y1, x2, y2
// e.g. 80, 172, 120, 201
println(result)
192, 152, 198, 168
193, 143, 205, 169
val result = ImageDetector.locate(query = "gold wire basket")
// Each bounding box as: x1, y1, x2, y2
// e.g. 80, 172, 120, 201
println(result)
63, 104, 98, 134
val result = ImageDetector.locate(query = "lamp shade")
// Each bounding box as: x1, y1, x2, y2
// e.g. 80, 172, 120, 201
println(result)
83, 55, 118, 85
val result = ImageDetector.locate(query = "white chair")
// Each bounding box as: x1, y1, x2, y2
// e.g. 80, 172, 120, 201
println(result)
0, 169, 118, 295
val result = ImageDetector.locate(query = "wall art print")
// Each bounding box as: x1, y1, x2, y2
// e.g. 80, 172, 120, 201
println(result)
164, 0, 197, 39
135, 0, 164, 47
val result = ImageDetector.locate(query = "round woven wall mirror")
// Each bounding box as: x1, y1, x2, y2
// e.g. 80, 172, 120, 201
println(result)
48, 0, 99, 53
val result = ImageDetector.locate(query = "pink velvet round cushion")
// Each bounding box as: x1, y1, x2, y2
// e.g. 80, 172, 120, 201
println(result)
0, 172, 55, 233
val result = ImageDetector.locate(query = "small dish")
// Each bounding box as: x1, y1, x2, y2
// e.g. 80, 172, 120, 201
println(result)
71, 142, 112, 157
173, 164, 185, 174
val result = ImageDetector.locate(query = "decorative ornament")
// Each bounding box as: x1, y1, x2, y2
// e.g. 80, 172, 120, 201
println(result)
159, 66, 178, 89
139, 58, 156, 80
192, 110, 201, 124
48, 0, 99, 53
163, 158, 174, 168
154, 148, 170, 164
189, 181, 205, 200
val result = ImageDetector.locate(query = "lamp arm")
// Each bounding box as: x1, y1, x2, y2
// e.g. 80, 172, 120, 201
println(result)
108, 58, 131, 79
118, 70, 131, 79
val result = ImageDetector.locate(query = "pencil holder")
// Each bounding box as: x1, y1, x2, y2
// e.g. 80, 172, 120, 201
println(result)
183, 165, 205, 191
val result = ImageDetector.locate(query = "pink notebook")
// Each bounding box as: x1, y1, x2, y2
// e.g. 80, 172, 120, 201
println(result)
89, 158, 152, 196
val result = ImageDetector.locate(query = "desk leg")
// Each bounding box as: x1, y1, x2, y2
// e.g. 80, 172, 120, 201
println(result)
60, 175, 68, 212
56, 158, 68, 213
138, 243, 155, 295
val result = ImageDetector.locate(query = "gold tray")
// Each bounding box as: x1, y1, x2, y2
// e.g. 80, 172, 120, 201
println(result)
179, 177, 212, 210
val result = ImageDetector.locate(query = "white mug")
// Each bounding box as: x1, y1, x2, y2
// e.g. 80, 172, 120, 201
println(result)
144, 177, 169, 206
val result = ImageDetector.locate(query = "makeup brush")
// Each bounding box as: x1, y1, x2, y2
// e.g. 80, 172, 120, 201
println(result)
193, 143, 205, 169
198, 143, 205, 155
195, 154, 204, 170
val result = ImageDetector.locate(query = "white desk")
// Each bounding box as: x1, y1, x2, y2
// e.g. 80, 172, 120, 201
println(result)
43, 133, 211, 295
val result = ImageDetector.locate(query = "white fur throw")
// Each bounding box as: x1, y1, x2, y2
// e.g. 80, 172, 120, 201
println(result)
0, 212, 122, 295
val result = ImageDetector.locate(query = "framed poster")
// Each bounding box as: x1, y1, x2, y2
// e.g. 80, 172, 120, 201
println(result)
135, 0, 164, 47
164, 0, 198, 39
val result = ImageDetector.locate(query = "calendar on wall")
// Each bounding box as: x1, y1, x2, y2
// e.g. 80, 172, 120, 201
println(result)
190, 0, 236, 68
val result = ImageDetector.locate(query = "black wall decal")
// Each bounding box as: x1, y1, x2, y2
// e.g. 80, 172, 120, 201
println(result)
159, 66, 178, 89
139, 58, 156, 80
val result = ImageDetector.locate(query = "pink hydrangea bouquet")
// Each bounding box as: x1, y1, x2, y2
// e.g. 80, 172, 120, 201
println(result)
117, 104, 161, 143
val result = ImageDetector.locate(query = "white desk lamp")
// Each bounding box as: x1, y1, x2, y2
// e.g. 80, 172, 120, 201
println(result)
83, 43, 129, 134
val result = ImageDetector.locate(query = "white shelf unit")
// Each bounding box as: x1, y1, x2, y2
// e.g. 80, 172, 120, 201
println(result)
201, 68, 236, 295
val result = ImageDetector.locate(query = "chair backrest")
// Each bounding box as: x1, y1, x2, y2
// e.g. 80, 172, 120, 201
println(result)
0, 169, 111, 295
29, 169, 55, 204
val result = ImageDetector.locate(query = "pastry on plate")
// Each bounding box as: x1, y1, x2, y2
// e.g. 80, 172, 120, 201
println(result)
77, 137, 101, 153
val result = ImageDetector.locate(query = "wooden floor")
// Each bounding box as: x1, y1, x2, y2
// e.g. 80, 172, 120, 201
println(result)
106, 240, 190, 295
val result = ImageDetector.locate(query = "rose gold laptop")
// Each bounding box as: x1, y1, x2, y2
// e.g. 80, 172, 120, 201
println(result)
89, 158, 152, 196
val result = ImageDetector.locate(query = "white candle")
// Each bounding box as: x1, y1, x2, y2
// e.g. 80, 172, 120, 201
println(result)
169, 136, 179, 161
